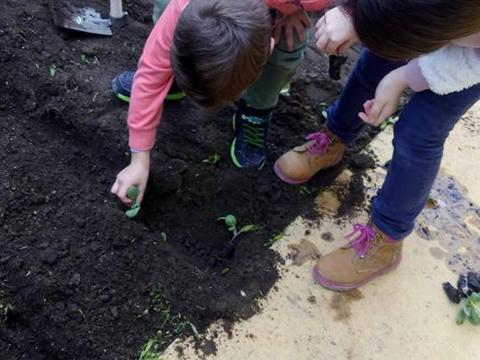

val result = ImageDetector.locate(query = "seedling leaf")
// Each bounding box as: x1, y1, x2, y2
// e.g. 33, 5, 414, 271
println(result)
81, 53, 91, 64
188, 322, 202, 342
125, 186, 141, 218
456, 308, 466, 325
49, 64, 57, 77
380, 115, 399, 130
126, 203, 140, 218
265, 231, 285, 247
127, 186, 139, 202
202, 153, 221, 165
456, 292, 480, 326
299, 185, 312, 195
218, 214, 237, 231
239, 224, 258, 234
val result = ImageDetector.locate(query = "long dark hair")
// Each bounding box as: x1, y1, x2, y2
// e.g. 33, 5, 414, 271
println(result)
344, 0, 480, 60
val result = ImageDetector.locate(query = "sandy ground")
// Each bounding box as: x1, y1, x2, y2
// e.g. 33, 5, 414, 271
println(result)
163, 103, 480, 360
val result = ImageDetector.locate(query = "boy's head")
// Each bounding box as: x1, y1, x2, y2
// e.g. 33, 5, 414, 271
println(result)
171, 0, 272, 110
345, 0, 480, 60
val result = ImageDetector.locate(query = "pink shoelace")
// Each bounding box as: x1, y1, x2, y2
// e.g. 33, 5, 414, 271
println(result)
306, 131, 332, 156
346, 224, 377, 258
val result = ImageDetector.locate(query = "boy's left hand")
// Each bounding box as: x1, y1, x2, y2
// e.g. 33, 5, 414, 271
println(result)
359, 66, 408, 127
273, 10, 311, 51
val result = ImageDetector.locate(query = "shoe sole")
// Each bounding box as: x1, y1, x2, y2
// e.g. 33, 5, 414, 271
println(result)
312, 255, 402, 292
112, 79, 185, 104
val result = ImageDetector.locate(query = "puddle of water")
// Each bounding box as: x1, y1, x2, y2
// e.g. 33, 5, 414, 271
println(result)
321, 232, 335, 242
286, 239, 321, 266
315, 170, 352, 217
416, 174, 480, 273
329, 289, 364, 321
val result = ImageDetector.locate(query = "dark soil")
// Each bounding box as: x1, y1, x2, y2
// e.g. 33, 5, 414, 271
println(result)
0, 1, 376, 359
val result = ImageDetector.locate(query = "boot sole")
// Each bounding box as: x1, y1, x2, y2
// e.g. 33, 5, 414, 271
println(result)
312, 255, 402, 292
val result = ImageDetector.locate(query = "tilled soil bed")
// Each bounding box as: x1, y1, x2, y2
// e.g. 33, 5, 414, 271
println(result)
0, 1, 374, 359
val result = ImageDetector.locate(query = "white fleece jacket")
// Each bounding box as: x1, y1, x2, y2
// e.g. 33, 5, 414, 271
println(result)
405, 33, 480, 95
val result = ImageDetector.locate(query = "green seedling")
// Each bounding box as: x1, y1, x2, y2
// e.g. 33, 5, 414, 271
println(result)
126, 186, 141, 218
218, 214, 258, 239
380, 116, 399, 131
202, 153, 221, 165
265, 231, 285, 248
0, 292, 13, 325
217, 214, 258, 258
49, 64, 57, 77
456, 292, 480, 326
80, 53, 91, 64
159, 232, 167, 242
299, 185, 312, 195
139, 338, 163, 360
138, 285, 199, 358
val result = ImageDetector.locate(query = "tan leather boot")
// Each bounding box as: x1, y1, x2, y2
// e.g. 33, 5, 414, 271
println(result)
274, 127, 345, 184
313, 224, 403, 291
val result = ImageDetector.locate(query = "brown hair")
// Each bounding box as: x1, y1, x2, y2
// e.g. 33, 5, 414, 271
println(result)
171, 0, 272, 110
344, 0, 480, 60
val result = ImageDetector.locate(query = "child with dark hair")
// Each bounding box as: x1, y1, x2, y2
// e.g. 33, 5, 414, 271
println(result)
274, 1, 480, 291
111, 0, 331, 205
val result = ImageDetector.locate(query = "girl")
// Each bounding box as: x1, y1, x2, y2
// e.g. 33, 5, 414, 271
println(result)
274, 1, 480, 291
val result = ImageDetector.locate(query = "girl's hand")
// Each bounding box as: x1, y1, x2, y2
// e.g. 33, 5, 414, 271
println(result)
315, 7, 358, 54
111, 151, 150, 205
273, 10, 311, 51
359, 66, 408, 127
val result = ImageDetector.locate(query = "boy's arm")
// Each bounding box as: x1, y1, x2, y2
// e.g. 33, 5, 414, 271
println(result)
405, 45, 480, 95
127, 0, 184, 151
266, 0, 332, 15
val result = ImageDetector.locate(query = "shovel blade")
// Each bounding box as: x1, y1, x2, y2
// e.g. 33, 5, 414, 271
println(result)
51, 2, 112, 36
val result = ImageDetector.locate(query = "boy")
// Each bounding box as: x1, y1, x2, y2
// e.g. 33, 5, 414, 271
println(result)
112, 0, 331, 205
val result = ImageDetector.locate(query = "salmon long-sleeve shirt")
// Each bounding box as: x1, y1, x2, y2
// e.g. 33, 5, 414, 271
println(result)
128, 0, 332, 151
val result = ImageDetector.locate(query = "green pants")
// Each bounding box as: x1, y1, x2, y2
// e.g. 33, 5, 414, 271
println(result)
153, 0, 305, 110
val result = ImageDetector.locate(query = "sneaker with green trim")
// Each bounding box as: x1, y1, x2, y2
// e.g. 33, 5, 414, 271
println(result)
112, 70, 185, 103
231, 103, 271, 169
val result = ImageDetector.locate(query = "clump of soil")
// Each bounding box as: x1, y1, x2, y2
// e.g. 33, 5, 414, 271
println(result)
0, 1, 374, 359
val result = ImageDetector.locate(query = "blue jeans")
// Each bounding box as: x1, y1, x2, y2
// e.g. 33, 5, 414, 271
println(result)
327, 50, 480, 239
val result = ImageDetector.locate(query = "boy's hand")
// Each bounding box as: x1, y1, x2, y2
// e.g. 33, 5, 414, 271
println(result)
315, 7, 358, 54
111, 151, 150, 205
359, 66, 408, 127
273, 10, 311, 51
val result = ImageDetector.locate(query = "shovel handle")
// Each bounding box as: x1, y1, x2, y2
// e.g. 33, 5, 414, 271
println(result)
110, 0, 124, 19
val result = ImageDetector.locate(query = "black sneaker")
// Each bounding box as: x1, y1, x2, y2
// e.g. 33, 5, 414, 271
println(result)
112, 70, 186, 103
230, 102, 272, 169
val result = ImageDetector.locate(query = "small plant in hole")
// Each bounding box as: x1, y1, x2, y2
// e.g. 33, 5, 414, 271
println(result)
0, 292, 13, 325
202, 153, 221, 165
126, 186, 141, 218
49, 64, 57, 77
456, 292, 480, 326
80, 53, 98, 65
217, 215, 258, 258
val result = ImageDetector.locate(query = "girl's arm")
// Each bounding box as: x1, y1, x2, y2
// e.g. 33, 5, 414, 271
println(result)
405, 45, 480, 95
